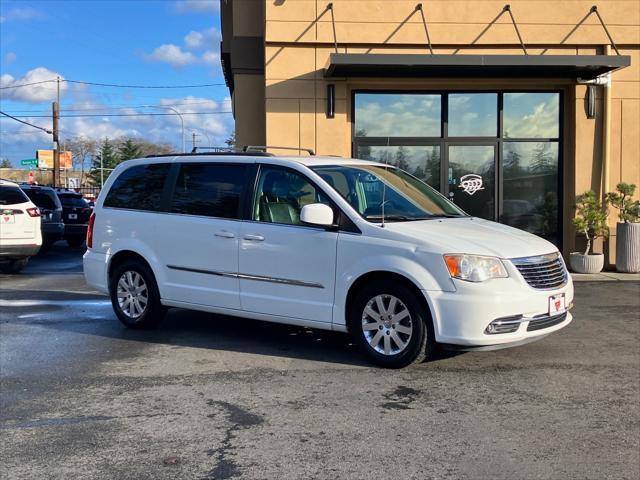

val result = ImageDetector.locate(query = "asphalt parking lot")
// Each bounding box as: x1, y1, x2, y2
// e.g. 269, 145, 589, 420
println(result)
1, 245, 639, 480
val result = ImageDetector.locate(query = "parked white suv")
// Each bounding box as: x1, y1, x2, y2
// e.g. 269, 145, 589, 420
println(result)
84, 154, 573, 368
0, 179, 42, 273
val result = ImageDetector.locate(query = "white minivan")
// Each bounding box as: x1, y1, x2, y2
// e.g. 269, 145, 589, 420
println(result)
84, 153, 573, 368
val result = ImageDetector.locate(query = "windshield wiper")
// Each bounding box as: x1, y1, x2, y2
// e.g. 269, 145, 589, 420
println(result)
423, 213, 466, 218
365, 214, 414, 222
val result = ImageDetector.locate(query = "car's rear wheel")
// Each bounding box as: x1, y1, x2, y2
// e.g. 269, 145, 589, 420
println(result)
0, 258, 28, 274
348, 280, 434, 368
109, 259, 165, 329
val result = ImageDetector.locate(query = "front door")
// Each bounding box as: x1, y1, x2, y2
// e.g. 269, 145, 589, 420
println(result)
238, 166, 338, 323
446, 144, 497, 221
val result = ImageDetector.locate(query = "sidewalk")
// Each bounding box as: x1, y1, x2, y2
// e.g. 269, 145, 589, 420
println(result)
571, 271, 640, 282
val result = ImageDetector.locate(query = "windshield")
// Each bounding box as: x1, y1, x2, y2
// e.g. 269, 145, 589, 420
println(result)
312, 164, 466, 222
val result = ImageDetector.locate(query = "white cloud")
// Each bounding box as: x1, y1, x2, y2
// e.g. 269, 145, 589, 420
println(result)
0, 67, 68, 102
0, 7, 43, 23
4, 52, 17, 64
144, 44, 198, 67
184, 31, 204, 49
175, 0, 219, 14
184, 27, 220, 50
201, 50, 220, 65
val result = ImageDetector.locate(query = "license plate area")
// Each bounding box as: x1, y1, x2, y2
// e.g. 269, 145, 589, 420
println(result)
1, 211, 15, 224
549, 293, 566, 315
68, 213, 77, 220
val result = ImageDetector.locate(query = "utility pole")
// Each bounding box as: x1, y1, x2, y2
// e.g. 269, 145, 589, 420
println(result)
191, 132, 199, 151
52, 76, 61, 187
52, 101, 59, 188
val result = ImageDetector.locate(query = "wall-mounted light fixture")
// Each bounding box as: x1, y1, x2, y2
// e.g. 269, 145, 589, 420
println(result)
326, 84, 335, 118
587, 84, 597, 119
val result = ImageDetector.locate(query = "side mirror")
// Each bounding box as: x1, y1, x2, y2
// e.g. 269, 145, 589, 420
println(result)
300, 203, 334, 227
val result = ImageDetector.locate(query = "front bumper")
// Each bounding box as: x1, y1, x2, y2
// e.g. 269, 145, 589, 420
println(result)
424, 274, 574, 347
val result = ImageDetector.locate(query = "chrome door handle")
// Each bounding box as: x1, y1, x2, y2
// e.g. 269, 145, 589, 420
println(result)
214, 230, 235, 238
243, 234, 265, 242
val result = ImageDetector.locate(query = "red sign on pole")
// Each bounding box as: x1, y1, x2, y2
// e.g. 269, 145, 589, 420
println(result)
28, 171, 34, 184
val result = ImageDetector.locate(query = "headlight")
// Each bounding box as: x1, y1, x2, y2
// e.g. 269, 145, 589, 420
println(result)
443, 254, 508, 282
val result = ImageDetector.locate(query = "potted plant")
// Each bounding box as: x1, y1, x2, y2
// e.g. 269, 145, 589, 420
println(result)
606, 183, 640, 273
570, 190, 608, 273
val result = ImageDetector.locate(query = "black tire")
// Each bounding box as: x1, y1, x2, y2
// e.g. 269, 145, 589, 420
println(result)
0, 258, 29, 274
67, 237, 85, 248
109, 259, 166, 329
348, 280, 435, 368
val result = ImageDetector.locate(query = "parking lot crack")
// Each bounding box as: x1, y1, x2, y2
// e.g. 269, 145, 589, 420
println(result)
203, 400, 264, 480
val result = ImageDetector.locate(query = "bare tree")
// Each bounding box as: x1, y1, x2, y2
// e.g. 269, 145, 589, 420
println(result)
64, 137, 98, 186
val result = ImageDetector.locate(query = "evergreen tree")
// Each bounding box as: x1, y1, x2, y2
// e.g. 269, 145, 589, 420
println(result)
394, 146, 409, 171
531, 143, 553, 173
425, 146, 440, 189
118, 138, 142, 162
225, 131, 236, 150
0, 158, 12, 168
89, 138, 119, 186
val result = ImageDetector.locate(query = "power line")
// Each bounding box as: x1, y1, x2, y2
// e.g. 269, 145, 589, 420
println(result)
66, 79, 226, 88
0, 80, 57, 90
1, 78, 226, 90
2, 101, 228, 114
0, 111, 232, 119
0, 110, 52, 134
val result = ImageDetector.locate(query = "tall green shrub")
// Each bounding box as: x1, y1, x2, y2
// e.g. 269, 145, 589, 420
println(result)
573, 190, 608, 255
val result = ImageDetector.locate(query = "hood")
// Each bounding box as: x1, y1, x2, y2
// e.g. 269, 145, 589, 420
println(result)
382, 217, 558, 259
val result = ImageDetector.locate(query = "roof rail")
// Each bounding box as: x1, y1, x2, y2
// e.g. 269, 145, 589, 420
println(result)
145, 151, 273, 159
242, 145, 316, 156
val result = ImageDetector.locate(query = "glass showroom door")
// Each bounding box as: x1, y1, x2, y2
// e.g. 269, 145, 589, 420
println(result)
446, 144, 497, 221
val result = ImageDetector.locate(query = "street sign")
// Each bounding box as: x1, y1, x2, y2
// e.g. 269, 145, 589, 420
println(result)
20, 159, 38, 167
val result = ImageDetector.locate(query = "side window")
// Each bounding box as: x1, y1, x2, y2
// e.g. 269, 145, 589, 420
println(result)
104, 163, 170, 211
170, 163, 246, 219
253, 167, 331, 226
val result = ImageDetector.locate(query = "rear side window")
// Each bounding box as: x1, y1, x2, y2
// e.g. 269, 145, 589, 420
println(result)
170, 163, 246, 219
104, 163, 170, 211
24, 190, 60, 209
0, 186, 29, 205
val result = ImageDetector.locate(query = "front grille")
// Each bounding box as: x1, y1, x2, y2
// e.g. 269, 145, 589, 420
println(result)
511, 253, 567, 290
527, 312, 568, 331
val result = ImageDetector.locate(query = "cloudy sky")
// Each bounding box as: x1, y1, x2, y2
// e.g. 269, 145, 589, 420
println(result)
0, 0, 232, 164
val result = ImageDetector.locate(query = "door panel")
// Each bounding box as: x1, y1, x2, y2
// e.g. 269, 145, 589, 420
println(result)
157, 162, 247, 310
239, 223, 337, 322
447, 145, 496, 221
238, 165, 337, 323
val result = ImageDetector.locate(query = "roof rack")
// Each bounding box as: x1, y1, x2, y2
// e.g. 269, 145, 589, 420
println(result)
243, 145, 316, 156
145, 151, 273, 158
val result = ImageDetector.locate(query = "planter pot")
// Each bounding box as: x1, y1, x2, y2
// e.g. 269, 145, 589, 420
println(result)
616, 222, 640, 273
569, 252, 604, 274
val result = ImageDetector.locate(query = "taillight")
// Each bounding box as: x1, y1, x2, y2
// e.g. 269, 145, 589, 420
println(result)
26, 207, 40, 217
87, 212, 96, 248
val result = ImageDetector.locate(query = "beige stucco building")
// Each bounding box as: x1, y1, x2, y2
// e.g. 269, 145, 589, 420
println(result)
220, 0, 639, 262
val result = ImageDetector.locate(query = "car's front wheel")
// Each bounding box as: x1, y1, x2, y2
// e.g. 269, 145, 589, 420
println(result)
349, 280, 435, 368
109, 259, 165, 329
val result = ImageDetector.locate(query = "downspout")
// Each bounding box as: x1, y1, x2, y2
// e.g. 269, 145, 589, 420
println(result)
601, 44, 612, 200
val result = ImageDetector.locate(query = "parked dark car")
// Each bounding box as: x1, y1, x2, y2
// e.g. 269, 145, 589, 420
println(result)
55, 189, 92, 248
19, 184, 64, 251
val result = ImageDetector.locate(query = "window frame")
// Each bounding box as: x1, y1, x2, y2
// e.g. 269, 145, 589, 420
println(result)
102, 162, 174, 213
164, 161, 252, 221
351, 89, 564, 247
247, 163, 360, 233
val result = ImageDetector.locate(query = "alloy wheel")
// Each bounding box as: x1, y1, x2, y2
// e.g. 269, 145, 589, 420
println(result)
116, 271, 148, 319
361, 294, 413, 355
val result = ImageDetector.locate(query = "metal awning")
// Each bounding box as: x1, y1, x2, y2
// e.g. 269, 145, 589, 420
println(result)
324, 54, 630, 80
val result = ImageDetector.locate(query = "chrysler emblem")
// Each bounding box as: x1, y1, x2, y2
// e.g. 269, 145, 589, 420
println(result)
459, 174, 484, 195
